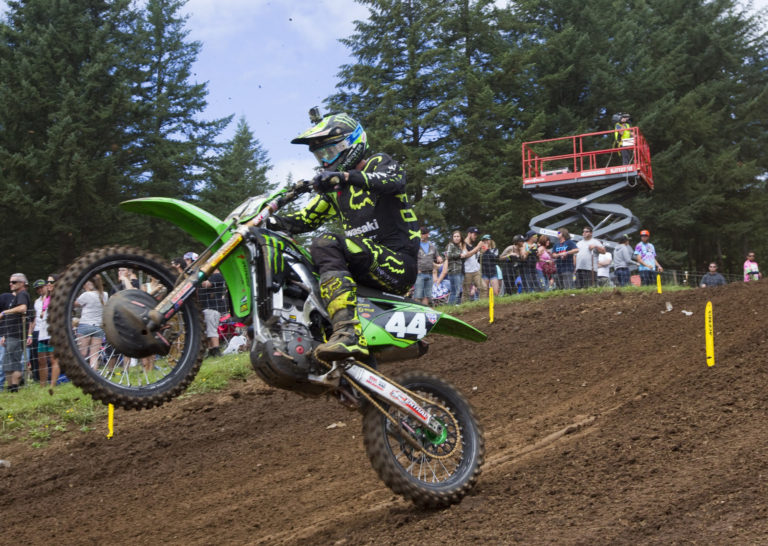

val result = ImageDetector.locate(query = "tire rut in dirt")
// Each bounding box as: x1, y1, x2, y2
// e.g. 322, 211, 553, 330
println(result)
362, 370, 485, 508
48, 245, 205, 410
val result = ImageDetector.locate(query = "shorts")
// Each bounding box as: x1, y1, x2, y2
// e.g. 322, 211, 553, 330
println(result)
413, 273, 433, 299
38, 340, 55, 353
77, 323, 104, 340
203, 308, 221, 338
2, 337, 24, 373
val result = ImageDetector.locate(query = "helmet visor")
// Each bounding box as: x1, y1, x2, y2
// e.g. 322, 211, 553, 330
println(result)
312, 139, 349, 165
310, 123, 364, 166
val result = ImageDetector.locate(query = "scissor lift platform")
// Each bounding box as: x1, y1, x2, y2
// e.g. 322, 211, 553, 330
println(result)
522, 127, 654, 244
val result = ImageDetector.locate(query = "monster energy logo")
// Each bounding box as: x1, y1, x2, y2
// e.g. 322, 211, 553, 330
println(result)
262, 234, 285, 274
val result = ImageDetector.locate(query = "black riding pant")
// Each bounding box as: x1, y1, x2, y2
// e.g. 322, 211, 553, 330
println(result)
310, 234, 417, 295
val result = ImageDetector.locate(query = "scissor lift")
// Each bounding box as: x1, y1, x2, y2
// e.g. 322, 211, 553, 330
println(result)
522, 127, 653, 245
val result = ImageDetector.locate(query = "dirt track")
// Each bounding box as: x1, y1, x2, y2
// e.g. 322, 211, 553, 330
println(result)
2, 281, 768, 544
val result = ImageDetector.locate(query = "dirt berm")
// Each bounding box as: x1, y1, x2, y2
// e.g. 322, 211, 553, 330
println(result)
1, 281, 767, 544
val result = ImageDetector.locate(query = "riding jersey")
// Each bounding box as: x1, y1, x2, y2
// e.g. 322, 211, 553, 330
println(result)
275, 152, 420, 259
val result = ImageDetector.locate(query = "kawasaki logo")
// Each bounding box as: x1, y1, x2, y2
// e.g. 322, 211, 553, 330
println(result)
345, 219, 379, 237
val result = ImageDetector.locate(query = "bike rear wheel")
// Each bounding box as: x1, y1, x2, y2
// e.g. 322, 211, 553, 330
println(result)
362, 370, 484, 508
48, 246, 205, 410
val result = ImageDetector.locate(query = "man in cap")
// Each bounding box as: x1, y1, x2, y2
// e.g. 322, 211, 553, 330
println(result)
1, 274, 31, 392
613, 113, 633, 165
520, 230, 541, 292
633, 229, 663, 286
461, 227, 486, 302
414, 226, 436, 305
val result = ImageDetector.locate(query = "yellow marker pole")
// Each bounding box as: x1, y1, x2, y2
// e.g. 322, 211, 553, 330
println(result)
656, 273, 662, 294
107, 403, 114, 439
489, 286, 494, 323
705, 301, 715, 367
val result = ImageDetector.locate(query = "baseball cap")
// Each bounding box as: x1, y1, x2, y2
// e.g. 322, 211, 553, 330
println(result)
481, 234, 491, 240
640, 230, 650, 237
33, 279, 46, 289
525, 230, 537, 240
618, 234, 630, 242
183, 251, 199, 261
467, 227, 479, 233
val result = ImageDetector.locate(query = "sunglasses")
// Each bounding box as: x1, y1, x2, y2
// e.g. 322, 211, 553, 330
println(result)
47, 280, 56, 284
9, 280, 22, 284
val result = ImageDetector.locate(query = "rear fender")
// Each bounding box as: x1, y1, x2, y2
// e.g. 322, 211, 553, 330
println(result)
120, 198, 252, 318
359, 297, 487, 348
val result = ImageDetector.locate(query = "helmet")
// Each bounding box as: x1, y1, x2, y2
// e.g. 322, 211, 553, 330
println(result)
291, 112, 368, 171
612, 112, 631, 124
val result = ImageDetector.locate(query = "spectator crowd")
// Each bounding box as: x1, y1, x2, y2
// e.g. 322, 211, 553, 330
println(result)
1, 236, 762, 393
412, 226, 761, 305
0, 252, 236, 393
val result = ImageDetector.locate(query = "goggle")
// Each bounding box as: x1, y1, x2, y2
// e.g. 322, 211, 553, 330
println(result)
311, 124, 363, 165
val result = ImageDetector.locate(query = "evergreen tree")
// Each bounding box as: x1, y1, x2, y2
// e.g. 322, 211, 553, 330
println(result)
199, 117, 275, 219
433, 0, 531, 245
0, 0, 137, 274
125, 0, 231, 255
327, 0, 454, 222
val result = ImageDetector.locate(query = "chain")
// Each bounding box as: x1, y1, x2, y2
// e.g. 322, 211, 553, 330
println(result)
317, 356, 461, 460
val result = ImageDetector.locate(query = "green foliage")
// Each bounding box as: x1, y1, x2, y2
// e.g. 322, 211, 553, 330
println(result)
198, 117, 275, 219
0, 0, 139, 273
0, 382, 105, 446
329, 0, 768, 275
0, 0, 233, 276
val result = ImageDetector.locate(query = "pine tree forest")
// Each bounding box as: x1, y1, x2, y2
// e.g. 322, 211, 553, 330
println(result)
0, 0, 766, 278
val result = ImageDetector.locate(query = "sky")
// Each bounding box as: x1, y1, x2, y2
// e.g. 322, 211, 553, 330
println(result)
180, 0, 768, 187
179, 0, 370, 186
0, 0, 766, 187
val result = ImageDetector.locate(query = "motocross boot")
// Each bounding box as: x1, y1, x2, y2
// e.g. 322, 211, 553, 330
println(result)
315, 271, 369, 362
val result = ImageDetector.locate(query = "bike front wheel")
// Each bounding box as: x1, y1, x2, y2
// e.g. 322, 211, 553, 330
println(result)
48, 246, 205, 410
362, 370, 485, 508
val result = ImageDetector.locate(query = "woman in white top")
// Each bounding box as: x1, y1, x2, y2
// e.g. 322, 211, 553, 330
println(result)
29, 274, 62, 389
75, 276, 108, 369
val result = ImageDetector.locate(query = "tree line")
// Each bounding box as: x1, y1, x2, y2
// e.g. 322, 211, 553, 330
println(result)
328, 0, 768, 273
0, 0, 766, 279
0, 0, 274, 277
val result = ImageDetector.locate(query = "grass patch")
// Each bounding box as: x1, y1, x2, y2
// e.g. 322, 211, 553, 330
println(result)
0, 383, 106, 446
0, 352, 256, 446
183, 352, 253, 395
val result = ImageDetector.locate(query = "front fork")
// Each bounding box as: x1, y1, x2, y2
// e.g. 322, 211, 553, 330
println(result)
145, 199, 281, 331
343, 363, 444, 437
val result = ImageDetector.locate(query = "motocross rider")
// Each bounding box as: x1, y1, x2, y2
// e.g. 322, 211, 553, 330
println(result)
269, 112, 419, 362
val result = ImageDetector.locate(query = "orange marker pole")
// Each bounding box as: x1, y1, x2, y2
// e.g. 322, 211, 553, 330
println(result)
705, 301, 715, 367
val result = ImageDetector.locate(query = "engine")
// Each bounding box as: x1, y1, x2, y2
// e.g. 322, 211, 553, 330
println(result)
249, 251, 331, 395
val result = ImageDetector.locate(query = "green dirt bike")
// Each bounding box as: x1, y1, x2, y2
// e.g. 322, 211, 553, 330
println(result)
48, 180, 487, 508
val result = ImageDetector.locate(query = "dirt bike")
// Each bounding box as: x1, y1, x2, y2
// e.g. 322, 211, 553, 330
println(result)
48, 180, 487, 508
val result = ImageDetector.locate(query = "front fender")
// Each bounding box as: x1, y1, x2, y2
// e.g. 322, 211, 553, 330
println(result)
120, 198, 253, 318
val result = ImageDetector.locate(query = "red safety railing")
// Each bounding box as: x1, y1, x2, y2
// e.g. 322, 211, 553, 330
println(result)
522, 127, 653, 190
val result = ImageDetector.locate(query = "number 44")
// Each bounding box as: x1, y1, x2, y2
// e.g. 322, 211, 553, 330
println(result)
384, 312, 427, 338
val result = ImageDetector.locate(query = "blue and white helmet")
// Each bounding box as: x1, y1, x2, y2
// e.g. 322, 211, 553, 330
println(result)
291, 112, 368, 172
